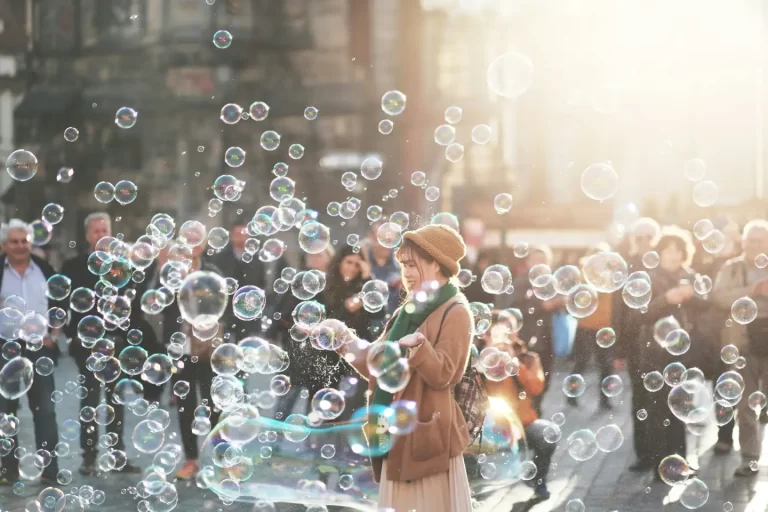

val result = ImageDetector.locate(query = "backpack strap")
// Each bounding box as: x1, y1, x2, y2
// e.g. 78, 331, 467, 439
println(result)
434, 299, 463, 342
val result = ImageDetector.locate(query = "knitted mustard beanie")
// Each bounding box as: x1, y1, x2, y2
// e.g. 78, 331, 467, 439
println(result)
398, 224, 467, 276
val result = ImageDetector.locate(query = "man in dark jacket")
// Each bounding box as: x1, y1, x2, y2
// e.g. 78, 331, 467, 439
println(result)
60, 212, 142, 475
0, 219, 61, 485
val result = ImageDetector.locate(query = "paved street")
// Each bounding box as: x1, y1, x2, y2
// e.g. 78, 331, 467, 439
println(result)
0, 356, 767, 511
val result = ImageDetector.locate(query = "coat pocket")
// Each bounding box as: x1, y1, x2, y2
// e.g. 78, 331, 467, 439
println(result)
411, 416, 445, 461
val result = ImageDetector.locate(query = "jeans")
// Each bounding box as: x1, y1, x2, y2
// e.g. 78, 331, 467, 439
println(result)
0, 354, 60, 480
524, 420, 556, 484
175, 356, 220, 460
74, 357, 126, 460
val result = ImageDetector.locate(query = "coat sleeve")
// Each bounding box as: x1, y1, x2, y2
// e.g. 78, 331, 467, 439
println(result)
711, 261, 749, 312
408, 304, 472, 389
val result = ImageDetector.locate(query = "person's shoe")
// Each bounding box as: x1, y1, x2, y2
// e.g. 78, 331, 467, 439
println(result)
734, 461, 759, 477
629, 459, 653, 472
599, 399, 613, 411
530, 483, 551, 502
714, 441, 732, 455
39, 476, 56, 487
79, 458, 98, 476
567, 397, 578, 407
117, 461, 141, 474
176, 459, 198, 481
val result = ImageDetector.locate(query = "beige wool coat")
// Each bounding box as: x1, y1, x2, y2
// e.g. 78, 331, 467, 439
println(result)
341, 295, 473, 483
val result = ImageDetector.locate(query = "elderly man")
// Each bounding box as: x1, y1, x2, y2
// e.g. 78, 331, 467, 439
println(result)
712, 219, 768, 477
61, 212, 141, 475
0, 219, 60, 485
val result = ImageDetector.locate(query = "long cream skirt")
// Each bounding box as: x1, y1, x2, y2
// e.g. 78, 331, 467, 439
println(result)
378, 456, 472, 512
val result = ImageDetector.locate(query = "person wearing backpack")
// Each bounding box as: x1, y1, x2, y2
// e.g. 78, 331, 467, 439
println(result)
480, 310, 555, 503
338, 224, 473, 511
711, 219, 768, 477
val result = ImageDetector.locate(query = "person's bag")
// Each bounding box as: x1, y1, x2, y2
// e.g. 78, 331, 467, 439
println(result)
437, 301, 489, 442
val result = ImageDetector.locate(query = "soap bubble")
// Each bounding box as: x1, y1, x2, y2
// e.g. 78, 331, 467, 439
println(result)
732, 296, 758, 325
582, 252, 627, 293
298, 222, 330, 254
694, 275, 712, 295
115, 107, 138, 129
361, 157, 383, 181
684, 159, 706, 181
472, 124, 492, 144
581, 163, 619, 201
596, 327, 616, 348
721, 345, 739, 364
595, 424, 624, 452
434, 124, 456, 146
0, 357, 34, 399
693, 180, 718, 207
493, 193, 513, 214
213, 29, 232, 48
643, 371, 665, 392
680, 478, 710, 509
601, 375, 623, 397
664, 362, 687, 387
566, 284, 598, 319
567, 429, 598, 461
658, 454, 691, 485
178, 271, 228, 329
6, 149, 38, 182
487, 52, 534, 98
381, 90, 406, 115
563, 374, 586, 398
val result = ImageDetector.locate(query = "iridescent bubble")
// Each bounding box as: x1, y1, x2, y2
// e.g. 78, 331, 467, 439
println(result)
378, 120, 394, 135
213, 29, 232, 48
487, 52, 534, 98
132, 420, 165, 453
361, 157, 383, 181
311, 388, 346, 420
601, 375, 623, 397
46, 274, 71, 301
693, 219, 715, 240
445, 143, 464, 162
694, 275, 712, 295
63, 126, 79, 142
642, 251, 659, 269
721, 345, 739, 364
595, 424, 624, 452
471, 124, 492, 144
0, 357, 33, 399
56, 167, 74, 183
288, 144, 305, 160
41, 203, 64, 225
425, 186, 441, 201
757, 254, 768, 268
376, 222, 402, 249
680, 478, 709, 509
493, 193, 513, 214
114, 180, 138, 205
411, 171, 426, 186
249, 101, 270, 121
178, 271, 227, 329
434, 124, 456, 146
664, 362, 687, 387
684, 158, 706, 181
565, 499, 585, 512
115, 107, 138, 129
715, 371, 745, 401
6, 149, 38, 182
94, 181, 115, 203
381, 90, 406, 115
562, 374, 586, 398
693, 180, 718, 207
582, 251, 627, 293
732, 296, 758, 325
658, 454, 691, 485
220, 103, 243, 124
260, 131, 281, 151
702, 229, 726, 254
566, 284, 598, 319
748, 391, 767, 414
596, 327, 616, 348
643, 371, 664, 392
304, 106, 318, 120
298, 221, 330, 254
581, 163, 619, 201
567, 429, 598, 461
224, 147, 246, 168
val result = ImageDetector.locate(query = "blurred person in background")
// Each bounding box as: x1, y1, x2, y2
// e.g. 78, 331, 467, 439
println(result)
567, 243, 617, 411
167, 240, 226, 480
630, 227, 706, 477
364, 221, 403, 335
212, 220, 287, 340
499, 244, 563, 413
481, 311, 556, 503
711, 219, 768, 476
0, 220, 61, 485
61, 213, 143, 475
464, 247, 498, 306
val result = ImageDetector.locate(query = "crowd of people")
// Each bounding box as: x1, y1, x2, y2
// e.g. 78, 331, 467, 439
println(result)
0, 209, 766, 510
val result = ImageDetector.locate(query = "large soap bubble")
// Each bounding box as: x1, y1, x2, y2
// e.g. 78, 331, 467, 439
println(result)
178, 271, 228, 330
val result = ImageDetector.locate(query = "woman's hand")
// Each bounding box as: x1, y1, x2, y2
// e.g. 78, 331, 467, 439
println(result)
398, 332, 426, 348
345, 296, 363, 313
666, 284, 694, 304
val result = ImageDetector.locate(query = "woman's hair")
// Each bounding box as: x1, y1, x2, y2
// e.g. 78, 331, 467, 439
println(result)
325, 245, 365, 306
396, 239, 452, 294
654, 226, 695, 267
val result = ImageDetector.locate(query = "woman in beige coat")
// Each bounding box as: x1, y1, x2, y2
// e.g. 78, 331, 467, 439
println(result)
339, 224, 474, 511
